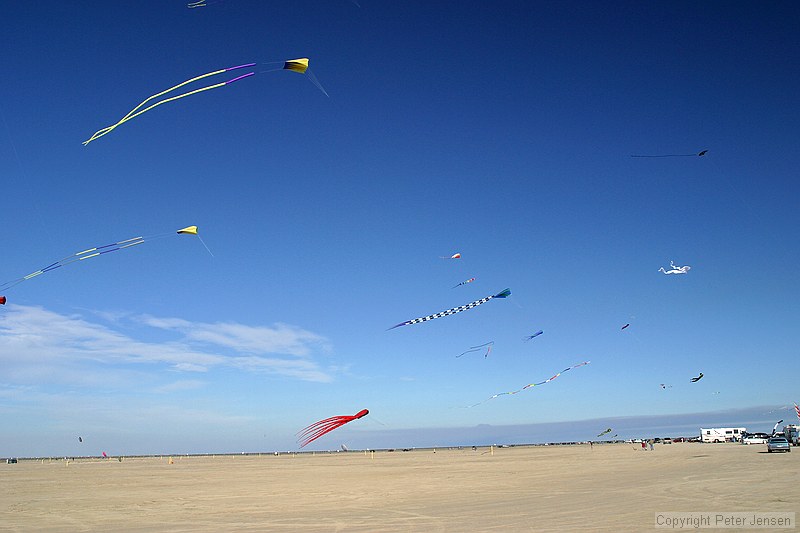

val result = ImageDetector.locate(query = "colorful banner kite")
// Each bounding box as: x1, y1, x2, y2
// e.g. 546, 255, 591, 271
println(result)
0, 226, 202, 303
465, 361, 590, 407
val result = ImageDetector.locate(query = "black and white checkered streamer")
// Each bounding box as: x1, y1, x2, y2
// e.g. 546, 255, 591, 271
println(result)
389, 288, 510, 329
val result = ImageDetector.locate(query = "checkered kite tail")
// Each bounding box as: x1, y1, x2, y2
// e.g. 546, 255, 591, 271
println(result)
389, 288, 511, 329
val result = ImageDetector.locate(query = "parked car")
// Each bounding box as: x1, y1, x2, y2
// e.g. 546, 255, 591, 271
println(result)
742, 433, 770, 445
767, 437, 791, 453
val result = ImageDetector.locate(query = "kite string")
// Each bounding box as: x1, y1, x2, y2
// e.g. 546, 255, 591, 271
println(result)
1, 108, 53, 245
630, 154, 696, 157
196, 235, 214, 257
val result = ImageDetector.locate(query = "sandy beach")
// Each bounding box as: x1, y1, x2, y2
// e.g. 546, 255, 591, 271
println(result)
1, 442, 797, 532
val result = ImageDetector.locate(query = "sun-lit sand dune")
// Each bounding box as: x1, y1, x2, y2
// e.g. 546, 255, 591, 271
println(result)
1, 442, 797, 531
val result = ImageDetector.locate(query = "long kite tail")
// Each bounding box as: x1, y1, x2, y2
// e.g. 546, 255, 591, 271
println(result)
0, 226, 199, 293
297, 409, 368, 448
465, 361, 590, 408
456, 341, 494, 358
389, 288, 510, 329
83, 64, 255, 145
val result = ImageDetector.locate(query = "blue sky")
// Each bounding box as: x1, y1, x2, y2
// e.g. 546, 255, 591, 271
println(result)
1, 1, 798, 456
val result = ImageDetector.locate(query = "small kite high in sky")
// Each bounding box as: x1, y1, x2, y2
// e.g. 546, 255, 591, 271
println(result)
465, 361, 590, 407
389, 289, 510, 329
690, 372, 704, 383
456, 341, 493, 358
631, 150, 708, 157
297, 409, 369, 448
452, 277, 475, 288
441, 253, 461, 259
83, 58, 325, 145
658, 261, 691, 275
660, 383, 673, 389
523, 330, 543, 341
0, 226, 202, 303
597, 428, 612, 438
0, 296, 5, 305
621, 323, 630, 330
187, 0, 224, 7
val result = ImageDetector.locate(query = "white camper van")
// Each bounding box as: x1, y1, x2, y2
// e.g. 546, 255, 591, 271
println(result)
700, 427, 745, 443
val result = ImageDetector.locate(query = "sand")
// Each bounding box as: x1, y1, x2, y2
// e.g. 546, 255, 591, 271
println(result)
1, 442, 797, 532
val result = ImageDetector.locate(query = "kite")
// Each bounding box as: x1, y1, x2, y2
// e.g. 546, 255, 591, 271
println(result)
452, 277, 475, 288
456, 341, 493, 358
597, 428, 612, 438
523, 330, 543, 341
441, 253, 461, 259
0, 296, 5, 305
621, 323, 630, 330
297, 409, 369, 448
690, 373, 704, 382
102, 452, 107, 458
658, 261, 691, 275
465, 361, 590, 407
78, 437, 83, 443
187, 0, 224, 7
660, 383, 673, 389
83, 58, 325, 145
631, 150, 708, 157
0, 226, 203, 302
389, 288, 511, 329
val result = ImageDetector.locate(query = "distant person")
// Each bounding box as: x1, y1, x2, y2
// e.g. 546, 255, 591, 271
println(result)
649, 440, 654, 451
589, 441, 593, 449
641, 441, 646, 451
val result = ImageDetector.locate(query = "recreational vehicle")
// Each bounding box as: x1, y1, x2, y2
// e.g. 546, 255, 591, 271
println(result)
783, 425, 800, 446
700, 427, 746, 443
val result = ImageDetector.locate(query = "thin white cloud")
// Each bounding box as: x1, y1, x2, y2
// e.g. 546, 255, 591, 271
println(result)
152, 379, 207, 393
0, 304, 334, 385
138, 315, 329, 357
